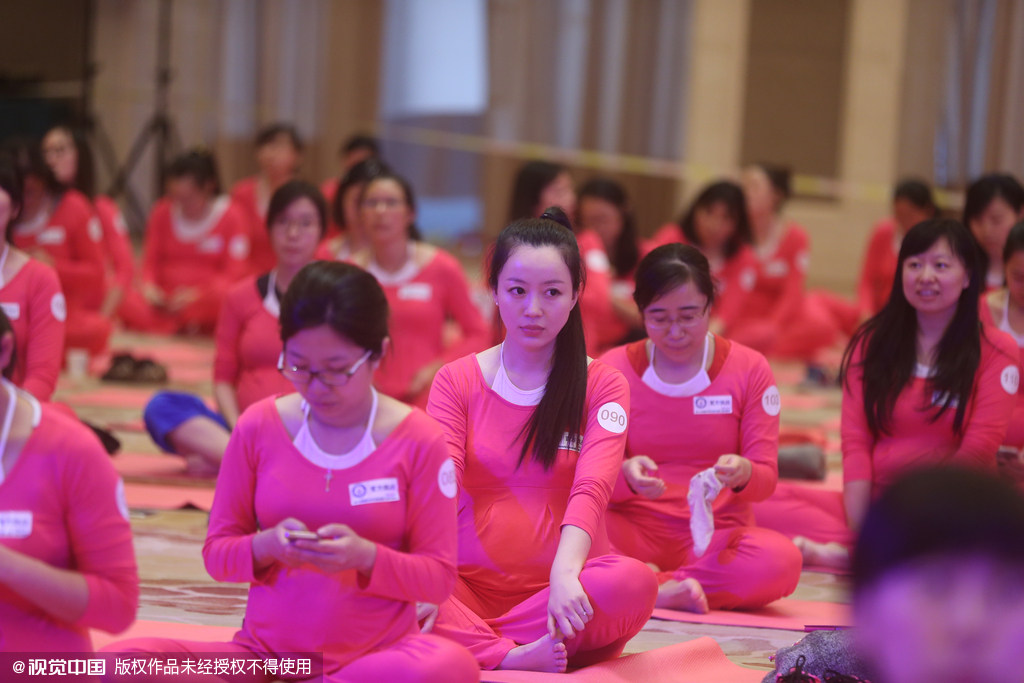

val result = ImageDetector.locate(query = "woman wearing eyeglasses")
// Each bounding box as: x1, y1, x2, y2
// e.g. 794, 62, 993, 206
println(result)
350, 171, 489, 407
142, 181, 325, 475
103, 260, 480, 683
600, 243, 801, 613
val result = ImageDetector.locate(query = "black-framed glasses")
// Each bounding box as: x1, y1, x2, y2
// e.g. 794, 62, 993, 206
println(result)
277, 349, 372, 387
643, 308, 707, 330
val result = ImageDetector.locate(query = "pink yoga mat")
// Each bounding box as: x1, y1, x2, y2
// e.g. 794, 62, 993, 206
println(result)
480, 637, 763, 683
145, 344, 215, 365
63, 387, 156, 409
113, 452, 188, 477
108, 419, 146, 433
91, 620, 238, 650
169, 366, 213, 383
123, 483, 215, 511
650, 599, 851, 632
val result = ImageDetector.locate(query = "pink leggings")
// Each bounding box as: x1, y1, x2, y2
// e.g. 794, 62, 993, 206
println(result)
752, 480, 854, 547
100, 633, 480, 683
431, 555, 657, 670
606, 511, 802, 610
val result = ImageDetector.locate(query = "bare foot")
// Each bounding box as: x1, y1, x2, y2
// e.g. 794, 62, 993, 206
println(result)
793, 536, 849, 569
498, 634, 568, 673
656, 577, 709, 613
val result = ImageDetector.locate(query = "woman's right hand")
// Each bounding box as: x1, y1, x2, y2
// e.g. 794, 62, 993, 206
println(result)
622, 455, 666, 499
253, 517, 310, 570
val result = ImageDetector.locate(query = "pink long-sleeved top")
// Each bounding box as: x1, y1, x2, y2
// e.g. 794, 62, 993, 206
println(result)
212, 276, 293, 415
729, 224, 810, 336
0, 260, 65, 401
980, 298, 1024, 448
202, 397, 458, 668
373, 249, 489, 405
0, 401, 138, 651
842, 327, 1019, 497
601, 337, 779, 532
426, 355, 629, 617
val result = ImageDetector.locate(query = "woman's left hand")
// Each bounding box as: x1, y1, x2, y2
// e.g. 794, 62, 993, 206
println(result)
290, 523, 378, 576
713, 454, 752, 490
547, 571, 593, 640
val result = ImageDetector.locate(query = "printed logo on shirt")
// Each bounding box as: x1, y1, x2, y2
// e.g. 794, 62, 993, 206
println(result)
0, 303, 20, 321
228, 234, 250, 261
438, 458, 458, 499
1001, 365, 1020, 395
763, 259, 789, 277
37, 226, 66, 246
0, 511, 32, 539
398, 283, 433, 301
597, 402, 627, 434
115, 478, 130, 521
349, 478, 401, 506
585, 250, 611, 274
558, 432, 583, 452
931, 390, 960, 409
693, 395, 733, 415
739, 268, 756, 292
50, 293, 67, 322
198, 235, 224, 254
762, 385, 782, 416
87, 217, 103, 243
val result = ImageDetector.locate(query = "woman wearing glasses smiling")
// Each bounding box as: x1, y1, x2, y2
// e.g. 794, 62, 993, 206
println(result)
105, 260, 479, 683
350, 171, 489, 408
142, 181, 326, 475
600, 243, 801, 613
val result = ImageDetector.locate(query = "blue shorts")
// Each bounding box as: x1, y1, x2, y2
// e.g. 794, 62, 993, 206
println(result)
143, 391, 230, 454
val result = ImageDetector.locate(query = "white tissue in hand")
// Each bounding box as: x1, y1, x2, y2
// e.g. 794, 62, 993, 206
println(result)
688, 467, 724, 558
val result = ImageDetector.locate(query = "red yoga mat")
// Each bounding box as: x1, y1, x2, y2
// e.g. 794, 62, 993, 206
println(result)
144, 344, 215, 365
91, 620, 238, 650
123, 482, 216, 511
480, 637, 764, 683
650, 598, 851, 632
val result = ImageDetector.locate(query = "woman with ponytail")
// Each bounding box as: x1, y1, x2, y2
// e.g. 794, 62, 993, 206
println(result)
426, 208, 657, 673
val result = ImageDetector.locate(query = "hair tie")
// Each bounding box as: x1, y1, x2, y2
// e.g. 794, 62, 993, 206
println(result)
540, 208, 572, 232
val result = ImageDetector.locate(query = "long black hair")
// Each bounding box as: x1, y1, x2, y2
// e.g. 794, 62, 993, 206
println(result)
267, 180, 328, 239
0, 298, 15, 380
360, 170, 422, 241
840, 219, 984, 436
45, 125, 95, 198
0, 155, 23, 243
489, 206, 587, 470
1004, 221, 1024, 265
677, 181, 752, 259
280, 261, 389, 360
509, 161, 565, 222
633, 243, 717, 313
577, 177, 639, 276
963, 174, 1024, 281
331, 157, 390, 228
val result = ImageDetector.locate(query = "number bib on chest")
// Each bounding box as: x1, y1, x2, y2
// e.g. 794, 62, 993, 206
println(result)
349, 478, 401, 506
693, 395, 733, 415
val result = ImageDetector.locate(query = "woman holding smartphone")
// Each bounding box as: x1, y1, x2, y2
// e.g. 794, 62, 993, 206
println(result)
103, 261, 478, 683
